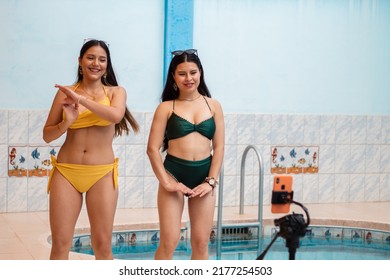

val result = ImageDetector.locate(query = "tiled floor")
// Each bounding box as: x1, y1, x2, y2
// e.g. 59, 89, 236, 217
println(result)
1, 202, 390, 260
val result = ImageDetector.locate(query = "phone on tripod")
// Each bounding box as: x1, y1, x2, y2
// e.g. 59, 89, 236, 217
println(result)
271, 175, 293, 214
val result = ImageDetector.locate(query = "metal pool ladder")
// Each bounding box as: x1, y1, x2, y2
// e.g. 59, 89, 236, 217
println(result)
216, 144, 265, 259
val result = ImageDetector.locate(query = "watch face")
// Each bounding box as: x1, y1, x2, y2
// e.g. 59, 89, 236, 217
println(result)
209, 178, 216, 185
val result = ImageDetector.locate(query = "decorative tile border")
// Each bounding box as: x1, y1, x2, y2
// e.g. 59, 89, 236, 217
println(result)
8, 146, 58, 177
271, 146, 319, 174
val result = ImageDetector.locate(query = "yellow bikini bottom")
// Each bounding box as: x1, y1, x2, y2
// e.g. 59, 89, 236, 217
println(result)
47, 156, 119, 193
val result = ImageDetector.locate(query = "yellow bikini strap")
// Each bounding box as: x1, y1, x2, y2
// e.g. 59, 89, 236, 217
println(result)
73, 82, 107, 96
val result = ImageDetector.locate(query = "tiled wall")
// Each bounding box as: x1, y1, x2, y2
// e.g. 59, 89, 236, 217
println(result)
1, 110, 389, 213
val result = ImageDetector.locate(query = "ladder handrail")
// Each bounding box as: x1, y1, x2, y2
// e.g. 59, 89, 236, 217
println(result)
216, 145, 264, 259
240, 145, 264, 256
216, 165, 224, 259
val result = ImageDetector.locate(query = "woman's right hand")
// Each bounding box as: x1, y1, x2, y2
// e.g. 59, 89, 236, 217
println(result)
164, 180, 194, 197
55, 84, 79, 124
62, 103, 79, 124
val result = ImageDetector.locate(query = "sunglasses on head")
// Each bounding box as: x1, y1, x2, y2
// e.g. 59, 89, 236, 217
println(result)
171, 49, 198, 56
83, 38, 110, 47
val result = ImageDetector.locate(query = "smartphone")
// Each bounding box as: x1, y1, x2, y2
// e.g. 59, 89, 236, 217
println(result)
271, 175, 293, 214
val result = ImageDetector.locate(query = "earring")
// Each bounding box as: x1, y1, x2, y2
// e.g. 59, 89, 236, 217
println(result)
103, 73, 107, 80
173, 83, 177, 91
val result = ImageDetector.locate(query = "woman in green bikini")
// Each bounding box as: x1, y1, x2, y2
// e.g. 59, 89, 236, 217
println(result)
147, 49, 225, 260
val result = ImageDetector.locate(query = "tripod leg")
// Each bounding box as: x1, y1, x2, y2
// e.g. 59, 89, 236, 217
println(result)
256, 232, 280, 260
288, 248, 296, 260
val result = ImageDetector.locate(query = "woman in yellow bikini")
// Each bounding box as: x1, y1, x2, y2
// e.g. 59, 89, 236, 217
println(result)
43, 39, 139, 260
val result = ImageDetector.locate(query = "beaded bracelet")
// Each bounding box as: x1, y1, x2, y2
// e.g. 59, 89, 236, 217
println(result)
57, 122, 64, 134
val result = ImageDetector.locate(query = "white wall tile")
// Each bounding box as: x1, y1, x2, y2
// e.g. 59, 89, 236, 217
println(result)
271, 115, 288, 145
349, 174, 365, 202
380, 145, 390, 173
287, 115, 304, 144
223, 144, 237, 176
237, 114, 254, 145
350, 145, 366, 173
0, 178, 6, 212
335, 115, 351, 144
365, 145, 380, 173
0, 145, 7, 177
116, 177, 125, 209
260, 174, 271, 206
380, 174, 390, 201
320, 115, 336, 144
124, 112, 145, 145
8, 110, 28, 144
304, 115, 321, 145
143, 176, 157, 208
366, 116, 381, 145
222, 175, 238, 207
0, 110, 8, 144
224, 114, 237, 145
318, 145, 335, 174
291, 174, 303, 203
334, 145, 351, 173
1, 110, 390, 213
27, 177, 48, 211
254, 114, 271, 145
334, 174, 349, 202
125, 145, 145, 176
124, 176, 145, 208
7, 177, 28, 212
302, 175, 318, 203
365, 174, 380, 202
351, 116, 367, 144
29, 111, 47, 145
381, 116, 390, 144
318, 174, 335, 203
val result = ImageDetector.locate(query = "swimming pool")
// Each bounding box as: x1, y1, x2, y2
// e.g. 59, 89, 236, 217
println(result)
70, 225, 390, 260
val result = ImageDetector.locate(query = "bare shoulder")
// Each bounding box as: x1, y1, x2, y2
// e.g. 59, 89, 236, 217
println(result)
106, 85, 126, 94
205, 96, 223, 112
157, 100, 174, 111
154, 100, 174, 119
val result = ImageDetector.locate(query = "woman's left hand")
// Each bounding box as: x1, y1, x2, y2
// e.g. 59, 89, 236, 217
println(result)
190, 182, 213, 198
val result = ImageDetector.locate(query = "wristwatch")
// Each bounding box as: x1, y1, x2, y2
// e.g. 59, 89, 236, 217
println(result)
204, 177, 218, 189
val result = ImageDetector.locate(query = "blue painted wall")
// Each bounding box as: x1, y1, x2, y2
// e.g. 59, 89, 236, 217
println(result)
0, 0, 389, 114
163, 0, 194, 79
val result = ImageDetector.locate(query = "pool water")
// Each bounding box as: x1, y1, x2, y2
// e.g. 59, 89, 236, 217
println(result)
70, 226, 390, 260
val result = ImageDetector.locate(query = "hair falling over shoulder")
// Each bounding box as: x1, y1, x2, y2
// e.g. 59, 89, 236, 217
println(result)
115, 107, 140, 137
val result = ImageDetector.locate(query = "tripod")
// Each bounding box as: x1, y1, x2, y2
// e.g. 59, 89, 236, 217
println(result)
257, 199, 310, 260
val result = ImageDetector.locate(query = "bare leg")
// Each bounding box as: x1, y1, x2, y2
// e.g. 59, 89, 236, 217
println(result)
86, 171, 118, 260
154, 185, 184, 260
49, 169, 83, 260
188, 191, 216, 260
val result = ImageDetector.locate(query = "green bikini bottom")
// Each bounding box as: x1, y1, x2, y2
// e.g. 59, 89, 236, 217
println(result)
163, 153, 212, 189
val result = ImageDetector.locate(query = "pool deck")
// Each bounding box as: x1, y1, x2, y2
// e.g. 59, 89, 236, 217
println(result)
1, 202, 390, 260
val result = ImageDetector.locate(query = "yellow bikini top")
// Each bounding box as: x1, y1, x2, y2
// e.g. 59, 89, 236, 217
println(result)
64, 83, 112, 129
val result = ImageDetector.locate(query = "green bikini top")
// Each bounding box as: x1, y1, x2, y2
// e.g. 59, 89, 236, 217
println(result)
166, 96, 216, 140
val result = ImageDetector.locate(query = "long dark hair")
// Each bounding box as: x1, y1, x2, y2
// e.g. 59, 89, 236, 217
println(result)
76, 39, 139, 136
161, 52, 211, 151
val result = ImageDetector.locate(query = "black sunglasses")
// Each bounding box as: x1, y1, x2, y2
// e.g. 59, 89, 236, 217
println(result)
83, 38, 110, 47
171, 49, 198, 56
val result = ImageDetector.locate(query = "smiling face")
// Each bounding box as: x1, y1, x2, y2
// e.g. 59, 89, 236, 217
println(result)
78, 45, 108, 81
173, 61, 201, 95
